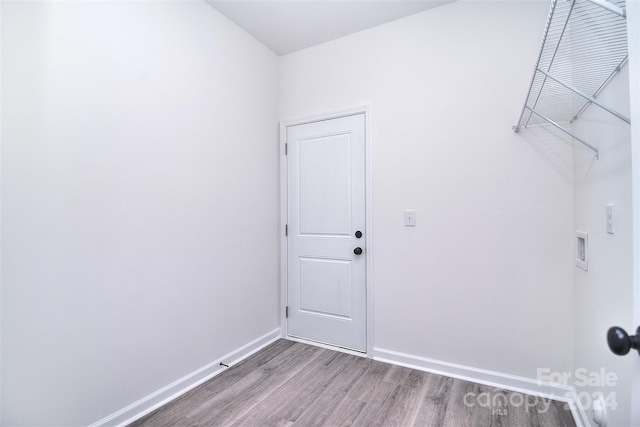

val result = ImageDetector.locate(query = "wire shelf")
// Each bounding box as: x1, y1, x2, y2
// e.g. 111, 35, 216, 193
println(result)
513, 0, 629, 159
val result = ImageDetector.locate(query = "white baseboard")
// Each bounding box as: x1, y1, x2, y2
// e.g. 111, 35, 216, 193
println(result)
373, 346, 588, 427
90, 328, 282, 427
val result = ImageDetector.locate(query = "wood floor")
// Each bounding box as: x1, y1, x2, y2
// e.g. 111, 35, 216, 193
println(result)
129, 339, 576, 427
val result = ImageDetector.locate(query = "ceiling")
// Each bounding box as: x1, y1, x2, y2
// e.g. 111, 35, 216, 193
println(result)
205, 0, 457, 56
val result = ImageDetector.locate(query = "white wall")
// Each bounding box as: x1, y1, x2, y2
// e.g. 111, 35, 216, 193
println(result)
280, 0, 575, 379
0, 1, 279, 425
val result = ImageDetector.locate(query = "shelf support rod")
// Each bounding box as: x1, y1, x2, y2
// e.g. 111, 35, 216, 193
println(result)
585, 0, 626, 18
571, 55, 628, 123
513, 0, 561, 133
525, 106, 600, 159
536, 67, 631, 124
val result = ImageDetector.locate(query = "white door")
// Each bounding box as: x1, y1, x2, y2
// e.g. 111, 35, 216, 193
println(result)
286, 113, 366, 352
629, 2, 640, 423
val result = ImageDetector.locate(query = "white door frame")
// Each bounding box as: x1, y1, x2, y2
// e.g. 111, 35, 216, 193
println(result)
279, 105, 373, 356
628, 1, 640, 424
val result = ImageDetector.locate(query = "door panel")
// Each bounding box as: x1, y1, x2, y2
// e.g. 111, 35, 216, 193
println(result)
299, 257, 352, 319
298, 133, 352, 237
286, 113, 366, 352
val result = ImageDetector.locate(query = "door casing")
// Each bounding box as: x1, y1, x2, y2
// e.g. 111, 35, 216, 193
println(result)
279, 105, 373, 356
628, 1, 640, 424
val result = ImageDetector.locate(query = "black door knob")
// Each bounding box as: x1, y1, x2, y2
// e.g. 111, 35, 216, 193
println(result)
607, 326, 640, 356
354, 247, 363, 255
355, 231, 363, 239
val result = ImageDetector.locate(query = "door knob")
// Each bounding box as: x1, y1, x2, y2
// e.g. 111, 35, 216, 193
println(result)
354, 247, 363, 255
355, 231, 363, 239
607, 326, 640, 356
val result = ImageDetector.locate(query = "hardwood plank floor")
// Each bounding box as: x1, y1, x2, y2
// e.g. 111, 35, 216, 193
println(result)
129, 340, 576, 427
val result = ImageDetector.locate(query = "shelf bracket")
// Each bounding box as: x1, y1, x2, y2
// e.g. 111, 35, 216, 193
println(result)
535, 67, 630, 125
585, 0, 626, 18
521, 106, 600, 159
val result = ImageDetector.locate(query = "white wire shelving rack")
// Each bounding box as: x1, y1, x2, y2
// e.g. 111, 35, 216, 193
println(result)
513, 0, 630, 159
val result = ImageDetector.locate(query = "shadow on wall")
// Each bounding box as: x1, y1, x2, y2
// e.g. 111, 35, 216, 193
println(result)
514, 123, 576, 180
